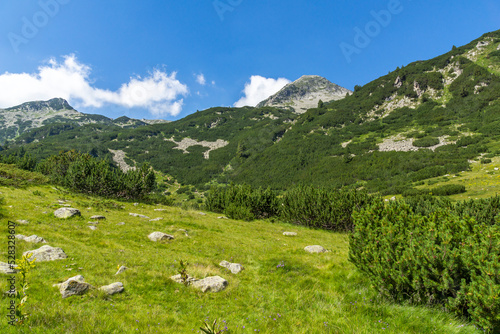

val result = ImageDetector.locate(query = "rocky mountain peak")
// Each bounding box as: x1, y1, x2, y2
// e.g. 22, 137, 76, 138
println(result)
5, 97, 75, 112
257, 75, 352, 113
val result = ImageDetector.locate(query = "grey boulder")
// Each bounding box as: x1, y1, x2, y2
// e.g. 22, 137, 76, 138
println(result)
304, 245, 328, 253
54, 208, 81, 218
148, 232, 174, 242
219, 260, 244, 274
0, 262, 17, 274
192, 276, 228, 293
23, 245, 68, 262
99, 282, 124, 295
56, 275, 94, 298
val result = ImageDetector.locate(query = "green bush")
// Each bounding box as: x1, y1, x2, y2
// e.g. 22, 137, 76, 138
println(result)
280, 186, 375, 231
413, 137, 440, 148
349, 200, 500, 332
205, 184, 279, 220
36, 150, 156, 200
431, 184, 466, 196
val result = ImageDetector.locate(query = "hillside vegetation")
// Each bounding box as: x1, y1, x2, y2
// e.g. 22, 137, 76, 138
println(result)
1, 30, 500, 198
0, 166, 486, 333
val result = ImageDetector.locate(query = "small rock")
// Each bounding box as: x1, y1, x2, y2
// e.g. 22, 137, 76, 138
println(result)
192, 276, 228, 293
88, 221, 99, 225
304, 245, 328, 254
149, 218, 163, 222
16, 220, 30, 225
16, 235, 47, 243
57, 275, 93, 298
99, 282, 124, 295
170, 274, 198, 285
133, 203, 139, 206
129, 213, 150, 219
198, 212, 207, 216
115, 266, 128, 275
54, 208, 81, 219
217, 216, 228, 219
154, 209, 167, 211
23, 245, 68, 262
116, 222, 125, 226
148, 232, 174, 242
495, 168, 499, 171
283, 232, 297, 236
90, 215, 106, 220
89, 226, 97, 231
0, 262, 17, 274
219, 260, 244, 274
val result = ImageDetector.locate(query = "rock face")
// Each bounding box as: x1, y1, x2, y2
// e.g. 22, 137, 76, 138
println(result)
192, 276, 228, 293
257, 75, 352, 114
99, 282, 124, 295
283, 232, 297, 236
148, 232, 174, 242
0, 262, 17, 274
23, 245, 68, 262
54, 208, 81, 218
57, 275, 94, 298
219, 261, 244, 274
304, 245, 328, 253
15, 234, 47, 243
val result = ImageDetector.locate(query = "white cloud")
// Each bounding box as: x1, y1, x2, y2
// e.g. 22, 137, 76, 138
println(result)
234, 75, 291, 107
196, 73, 206, 85
0, 54, 189, 117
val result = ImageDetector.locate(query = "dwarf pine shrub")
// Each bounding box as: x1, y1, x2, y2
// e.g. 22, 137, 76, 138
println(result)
349, 200, 500, 332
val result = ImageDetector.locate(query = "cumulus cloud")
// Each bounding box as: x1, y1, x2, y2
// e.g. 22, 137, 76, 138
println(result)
0, 54, 188, 117
196, 73, 206, 85
234, 75, 291, 107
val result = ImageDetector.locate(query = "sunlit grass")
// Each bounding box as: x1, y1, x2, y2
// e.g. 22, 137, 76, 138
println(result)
0, 183, 482, 333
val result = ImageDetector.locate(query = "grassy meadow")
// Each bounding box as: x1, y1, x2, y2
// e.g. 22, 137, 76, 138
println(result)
0, 178, 485, 333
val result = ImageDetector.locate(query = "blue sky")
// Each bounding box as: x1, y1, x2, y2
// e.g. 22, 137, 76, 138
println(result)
0, 0, 498, 120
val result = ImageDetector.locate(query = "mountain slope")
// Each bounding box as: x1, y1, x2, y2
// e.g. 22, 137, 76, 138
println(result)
2, 30, 500, 196
0, 98, 168, 144
257, 75, 352, 113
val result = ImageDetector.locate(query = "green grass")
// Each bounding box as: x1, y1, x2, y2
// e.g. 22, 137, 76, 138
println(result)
412, 156, 500, 200
0, 182, 482, 333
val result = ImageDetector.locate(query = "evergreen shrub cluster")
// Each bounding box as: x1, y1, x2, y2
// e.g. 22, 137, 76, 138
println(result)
37, 150, 156, 200
349, 199, 500, 332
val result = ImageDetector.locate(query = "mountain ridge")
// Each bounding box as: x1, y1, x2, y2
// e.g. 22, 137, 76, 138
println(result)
257, 75, 352, 113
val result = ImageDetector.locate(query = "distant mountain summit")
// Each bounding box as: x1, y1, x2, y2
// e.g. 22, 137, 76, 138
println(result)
257, 75, 352, 113
0, 98, 168, 144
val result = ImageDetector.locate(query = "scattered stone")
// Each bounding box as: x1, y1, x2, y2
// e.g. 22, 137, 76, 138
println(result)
217, 216, 228, 219
54, 208, 81, 219
16, 235, 47, 243
198, 212, 207, 216
99, 282, 124, 295
129, 213, 150, 219
56, 275, 94, 298
16, 219, 30, 225
149, 218, 163, 222
90, 215, 106, 220
89, 226, 97, 231
88, 221, 99, 225
133, 203, 139, 206
115, 266, 128, 275
390, 196, 396, 201
219, 261, 244, 274
170, 274, 198, 285
148, 232, 174, 242
154, 209, 167, 212
116, 222, 125, 226
283, 232, 297, 236
304, 245, 328, 254
23, 245, 68, 262
192, 276, 228, 293
495, 168, 499, 171
0, 262, 17, 274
